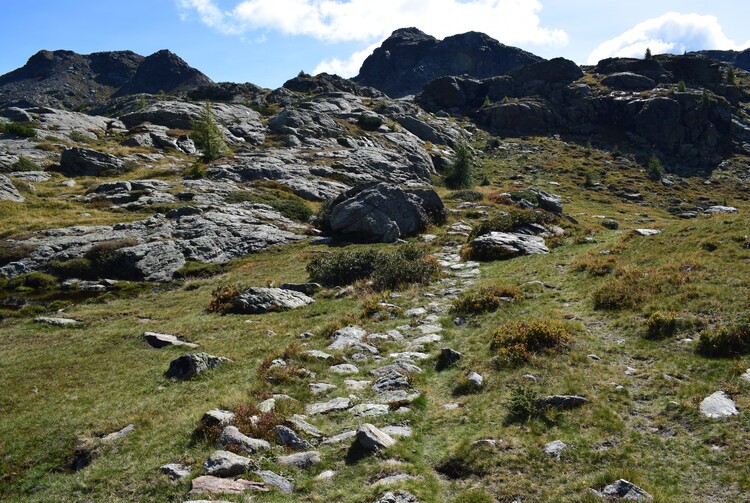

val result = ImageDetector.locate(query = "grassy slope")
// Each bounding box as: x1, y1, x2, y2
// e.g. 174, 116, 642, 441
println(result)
1, 136, 749, 502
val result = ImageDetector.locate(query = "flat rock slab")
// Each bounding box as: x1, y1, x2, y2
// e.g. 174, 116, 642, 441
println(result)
371, 361, 423, 376
35, 316, 78, 326
143, 332, 199, 349
255, 470, 294, 493
357, 423, 396, 451
277, 451, 321, 469
310, 382, 337, 394
160, 463, 191, 480
372, 489, 421, 503
100, 424, 134, 443
274, 425, 313, 451
201, 409, 235, 428
306, 397, 352, 415
203, 450, 254, 477
189, 475, 267, 495
350, 403, 390, 417
166, 352, 229, 380
232, 287, 314, 314
470, 231, 549, 260
700, 391, 738, 418
634, 229, 661, 236
330, 363, 359, 374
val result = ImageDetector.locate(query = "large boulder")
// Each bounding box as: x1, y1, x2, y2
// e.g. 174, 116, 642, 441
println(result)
469, 232, 549, 260
112, 240, 186, 282
601, 72, 655, 91
324, 183, 445, 243
57, 147, 131, 177
165, 352, 229, 380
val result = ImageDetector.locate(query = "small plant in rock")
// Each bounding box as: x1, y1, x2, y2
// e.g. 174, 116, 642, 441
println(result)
9, 156, 41, 173
0, 121, 37, 138
696, 314, 750, 357
452, 284, 523, 315
184, 161, 207, 179
491, 320, 573, 366
444, 142, 475, 190
207, 284, 241, 313
191, 102, 229, 162
677, 80, 687, 93
357, 114, 383, 131
646, 155, 664, 181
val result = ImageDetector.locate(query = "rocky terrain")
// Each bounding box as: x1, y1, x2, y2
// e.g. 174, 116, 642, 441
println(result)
1, 28, 750, 503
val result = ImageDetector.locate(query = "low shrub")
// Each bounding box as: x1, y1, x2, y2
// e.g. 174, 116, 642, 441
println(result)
506, 385, 541, 423
491, 319, 573, 366
184, 162, 207, 179
0, 122, 37, 138
447, 190, 483, 202
306, 243, 440, 291
601, 219, 619, 230
0, 242, 34, 266
644, 311, 678, 340
696, 314, 750, 357
573, 255, 618, 276
174, 260, 226, 279
207, 283, 241, 313
357, 114, 384, 131
226, 189, 313, 222
452, 284, 522, 315
6, 272, 58, 291
593, 265, 689, 310
49, 258, 96, 280
12, 156, 41, 172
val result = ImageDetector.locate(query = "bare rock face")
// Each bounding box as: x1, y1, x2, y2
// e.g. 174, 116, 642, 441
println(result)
203, 450, 254, 477
469, 232, 549, 260
229, 287, 314, 314
57, 147, 131, 177
700, 391, 738, 418
189, 475, 267, 496
324, 183, 445, 243
0, 174, 24, 202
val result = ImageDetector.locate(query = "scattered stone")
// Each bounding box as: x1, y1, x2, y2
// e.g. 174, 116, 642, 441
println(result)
330, 363, 359, 374
371, 361, 423, 376
634, 229, 661, 236
231, 287, 314, 314
741, 369, 750, 383
471, 439, 497, 448
372, 372, 411, 393
345, 379, 372, 390
0, 174, 24, 202
350, 403, 390, 417
376, 390, 422, 406
304, 349, 333, 360
101, 424, 135, 443
416, 323, 443, 334
165, 352, 229, 380
289, 415, 323, 438
404, 307, 427, 317
321, 430, 357, 445
203, 450, 254, 477
700, 391, 738, 418
544, 440, 567, 459
277, 451, 321, 469
306, 397, 352, 415
372, 489, 421, 503
442, 402, 462, 410
258, 398, 276, 412
705, 205, 738, 214
34, 316, 78, 326
389, 351, 429, 360
357, 423, 396, 450
537, 395, 588, 410
189, 475, 267, 496
522, 374, 538, 382
316, 469, 336, 480
436, 347, 462, 370
143, 331, 198, 349
217, 426, 270, 454
411, 334, 442, 345
588, 354, 601, 361
373, 474, 419, 486
381, 426, 413, 438
467, 372, 484, 387
160, 463, 191, 480
310, 382, 337, 395
255, 470, 294, 493
597, 479, 653, 501
200, 409, 235, 429
274, 425, 313, 451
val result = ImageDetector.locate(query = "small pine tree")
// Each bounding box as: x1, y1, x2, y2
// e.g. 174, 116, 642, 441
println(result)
645, 47, 653, 60
677, 80, 687, 92
191, 102, 228, 163
726, 67, 736, 84
482, 95, 491, 108
701, 90, 712, 109
444, 142, 475, 189
646, 154, 664, 181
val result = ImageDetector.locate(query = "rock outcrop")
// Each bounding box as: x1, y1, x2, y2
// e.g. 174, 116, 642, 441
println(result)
354, 28, 543, 98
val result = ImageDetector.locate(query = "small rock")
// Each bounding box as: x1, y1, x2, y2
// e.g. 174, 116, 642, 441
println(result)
316, 469, 335, 480
277, 451, 321, 469
381, 425, 412, 438
588, 354, 601, 361
471, 439, 497, 448
599, 479, 653, 501
357, 423, 396, 451
166, 352, 228, 380
741, 369, 750, 383
522, 374, 538, 382
255, 470, 294, 493
705, 205, 738, 214
274, 425, 313, 451
217, 426, 270, 454
371, 361, 423, 376
350, 403, 390, 417
310, 382, 337, 395
200, 409, 235, 429
100, 424, 135, 443
304, 349, 333, 360
372, 490, 421, 503
467, 372, 484, 387
345, 379, 372, 390
436, 347, 462, 370
258, 398, 276, 412
306, 397, 352, 415
330, 363, 359, 374
442, 402, 462, 410
320, 430, 357, 445
404, 307, 427, 317
34, 316, 78, 326
160, 463, 191, 480
372, 372, 411, 393
203, 450, 254, 477
700, 391, 738, 418
634, 229, 660, 236
373, 474, 419, 486
544, 440, 567, 459
289, 415, 323, 438
376, 390, 421, 406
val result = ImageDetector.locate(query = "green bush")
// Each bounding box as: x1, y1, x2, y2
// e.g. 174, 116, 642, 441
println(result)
506, 386, 541, 423
357, 114, 384, 131
646, 155, 664, 181
491, 319, 573, 366
306, 243, 440, 291
49, 258, 97, 280
0, 122, 37, 138
0, 243, 34, 266
226, 189, 313, 222
696, 314, 750, 357
13, 156, 41, 172
444, 142, 475, 189
6, 272, 59, 291
207, 283, 242, 314
645, 311, 678, 340
452, 284, 522, 315
184, 162, 207, 179
270, 199, 313, 222
174, 260, 226, 279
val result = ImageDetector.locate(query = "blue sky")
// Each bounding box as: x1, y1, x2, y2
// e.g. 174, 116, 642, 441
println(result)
1, 1, 749, 89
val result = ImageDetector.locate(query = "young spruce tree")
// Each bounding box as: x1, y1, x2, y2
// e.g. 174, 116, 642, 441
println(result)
191, 102, 228, 162
444, 141, 475, 189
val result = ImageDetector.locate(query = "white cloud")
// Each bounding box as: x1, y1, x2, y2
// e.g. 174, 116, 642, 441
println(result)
177, 0, 567, 76
588, 12, 750, 64
313, 42, 381, 77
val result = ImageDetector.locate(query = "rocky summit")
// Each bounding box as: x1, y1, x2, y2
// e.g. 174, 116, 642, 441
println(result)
2, 27, 750, 503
